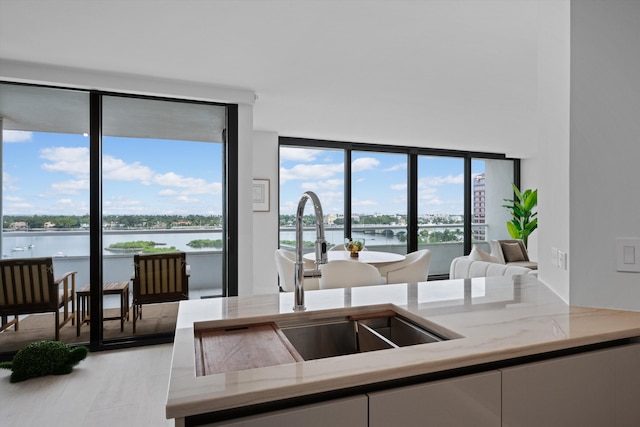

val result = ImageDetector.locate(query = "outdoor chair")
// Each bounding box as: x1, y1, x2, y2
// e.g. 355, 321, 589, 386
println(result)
132, 252, 189, 333
0, 257, 76, 340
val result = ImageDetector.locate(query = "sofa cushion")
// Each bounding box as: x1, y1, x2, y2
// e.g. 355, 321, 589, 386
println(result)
500, 241, 528, 262
469, 245, 499, 263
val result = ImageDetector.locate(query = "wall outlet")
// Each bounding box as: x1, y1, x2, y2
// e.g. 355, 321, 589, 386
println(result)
558, 250, 567, 270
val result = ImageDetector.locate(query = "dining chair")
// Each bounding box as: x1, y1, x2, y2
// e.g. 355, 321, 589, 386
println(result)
274, 249, 319, 292
132, 252, 189, 333
0, 257, 77, 340
379, 249, 432, 284
319, 260, 383, 289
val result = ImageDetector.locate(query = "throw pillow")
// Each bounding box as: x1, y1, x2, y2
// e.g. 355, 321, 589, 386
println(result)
501, 242, 526, 262
469, 245, 499, 263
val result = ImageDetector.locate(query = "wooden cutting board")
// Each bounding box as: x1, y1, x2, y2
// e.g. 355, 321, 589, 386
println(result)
195, 323, 304, 376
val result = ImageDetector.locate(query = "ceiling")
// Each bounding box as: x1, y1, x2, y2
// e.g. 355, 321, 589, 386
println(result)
0, 0, 546, 156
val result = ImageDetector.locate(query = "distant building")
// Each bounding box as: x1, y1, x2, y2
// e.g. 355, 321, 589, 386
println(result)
44, 221, 56, 229
10, 221, 28, 230
473, 173, 486, 241
325, 214, 338, 225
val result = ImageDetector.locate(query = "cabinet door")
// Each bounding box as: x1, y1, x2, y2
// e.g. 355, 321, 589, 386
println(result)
201, 395, 367, 427
502, 343, 640, 427
368, 371, 501, 427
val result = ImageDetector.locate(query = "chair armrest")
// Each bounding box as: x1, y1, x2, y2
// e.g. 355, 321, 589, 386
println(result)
54, 271, 77, 286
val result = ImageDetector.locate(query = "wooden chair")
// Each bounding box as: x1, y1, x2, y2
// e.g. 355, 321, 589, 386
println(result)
132, 252, 189, 333
0, 257, 76, 340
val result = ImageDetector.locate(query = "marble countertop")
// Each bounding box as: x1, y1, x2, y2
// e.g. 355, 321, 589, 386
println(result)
166, 276, 640, 420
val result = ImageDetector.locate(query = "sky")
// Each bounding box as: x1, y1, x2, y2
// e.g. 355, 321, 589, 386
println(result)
2, 130, 223, 216
280, 146, 485, 216
3, 130, 486, 218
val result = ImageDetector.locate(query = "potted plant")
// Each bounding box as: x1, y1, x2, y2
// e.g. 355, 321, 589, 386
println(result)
502, 183, 537, 248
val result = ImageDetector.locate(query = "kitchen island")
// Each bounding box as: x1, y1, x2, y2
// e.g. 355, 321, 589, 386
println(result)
167, 275, 640, 426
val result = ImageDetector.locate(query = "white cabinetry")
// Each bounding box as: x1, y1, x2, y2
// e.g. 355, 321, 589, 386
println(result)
502, 343, 640, 427
368, 371, 501, 427
201, 395, 368, 427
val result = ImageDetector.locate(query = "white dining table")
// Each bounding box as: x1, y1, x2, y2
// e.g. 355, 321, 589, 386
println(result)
303, 250, 406, 265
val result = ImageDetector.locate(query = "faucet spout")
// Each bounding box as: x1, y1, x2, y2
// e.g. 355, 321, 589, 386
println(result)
294, 191, 328, 311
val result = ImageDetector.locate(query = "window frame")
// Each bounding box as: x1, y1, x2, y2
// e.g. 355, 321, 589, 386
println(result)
279, 136, 519, 280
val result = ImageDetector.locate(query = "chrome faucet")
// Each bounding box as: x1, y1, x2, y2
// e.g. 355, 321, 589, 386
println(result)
294, 191, 328, 311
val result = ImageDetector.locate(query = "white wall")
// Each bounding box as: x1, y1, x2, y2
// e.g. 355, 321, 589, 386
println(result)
531, 0, 571, 301
570, 0, 640, 310
252, 131, 280, 295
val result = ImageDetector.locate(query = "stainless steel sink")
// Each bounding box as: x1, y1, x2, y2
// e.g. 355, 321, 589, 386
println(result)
277, 311, 448, 361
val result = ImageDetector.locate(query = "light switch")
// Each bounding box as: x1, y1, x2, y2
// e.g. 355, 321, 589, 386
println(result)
616, 238, 640, 272
624, 246, 636, 264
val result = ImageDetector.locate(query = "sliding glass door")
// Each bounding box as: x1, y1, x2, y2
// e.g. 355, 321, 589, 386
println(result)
1, 82, 233, 354
100, 95, 226, 339
0, 83, 90, 352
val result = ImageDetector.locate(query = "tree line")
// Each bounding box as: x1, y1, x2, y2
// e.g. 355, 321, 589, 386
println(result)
3, 214, 223, 230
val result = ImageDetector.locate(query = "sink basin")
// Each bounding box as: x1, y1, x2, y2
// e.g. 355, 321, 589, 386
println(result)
277, 310, 448, 361
194, 306, 455, 375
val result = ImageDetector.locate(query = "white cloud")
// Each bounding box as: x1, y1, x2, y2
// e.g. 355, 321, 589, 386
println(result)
103, 196, 143, 208
158, 189, 178, 196
176, 195, 199, 203
352, 157, 380, 172
280, 147, 320, 162
280, 162, 343, 184
40, 147, 222, 199
50, 179, 89, 194
40, 147, 90, 177
54, 198, 77, 208
422, 174, 464, 186
384, 163, 407, 172
103, 155, 154, 183
390, 183, 407, 191
3, 130, 32, 143
300, 179, 343, 192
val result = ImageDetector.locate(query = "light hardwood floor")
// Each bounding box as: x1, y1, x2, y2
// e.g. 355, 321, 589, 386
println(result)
0, 343, 174, 426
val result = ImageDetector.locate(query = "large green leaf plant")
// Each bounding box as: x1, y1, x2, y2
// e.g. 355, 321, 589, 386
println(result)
502, 183, 537, 248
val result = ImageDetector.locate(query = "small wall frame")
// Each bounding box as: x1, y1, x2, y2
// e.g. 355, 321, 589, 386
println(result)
252, 179, 270, 212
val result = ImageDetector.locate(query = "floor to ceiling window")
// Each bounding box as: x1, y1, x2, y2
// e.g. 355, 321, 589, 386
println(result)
279, 137, 518, 279
471, 158, 515, 246
279, 145, 345, 252
417, 156, 465, 275
0, 82, 234, 355
0, 83, 90, 352
351, 151, 408, 255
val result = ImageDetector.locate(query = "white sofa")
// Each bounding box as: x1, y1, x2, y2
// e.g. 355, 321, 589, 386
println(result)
449, 256, 534, 280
